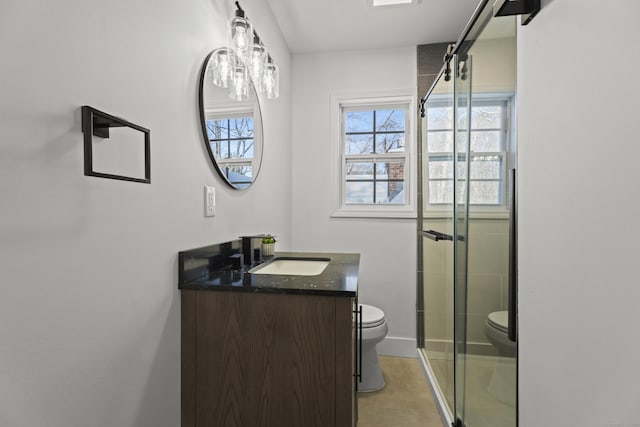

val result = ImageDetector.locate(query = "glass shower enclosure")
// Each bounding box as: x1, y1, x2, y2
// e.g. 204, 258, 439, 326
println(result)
417, 3, 517, 427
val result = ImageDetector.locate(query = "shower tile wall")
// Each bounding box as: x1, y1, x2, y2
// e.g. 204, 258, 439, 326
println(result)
417, 43, 451, 100
422, 224, 509, 354
465, 220, 510, 350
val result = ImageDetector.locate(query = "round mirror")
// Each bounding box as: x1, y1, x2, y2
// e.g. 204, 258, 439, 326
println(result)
198, 48, 263, 190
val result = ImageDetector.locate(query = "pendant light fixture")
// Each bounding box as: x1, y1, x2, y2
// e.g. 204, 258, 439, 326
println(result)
229, 63, 250, 101
228, 5, 252, 63
249, 34, 266, 89
262, 56, 279, 100
210, 1, 280, 101
210, 47, 235, 88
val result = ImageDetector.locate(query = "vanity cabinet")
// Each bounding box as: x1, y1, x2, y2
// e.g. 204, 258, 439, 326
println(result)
181, 290, 356, 427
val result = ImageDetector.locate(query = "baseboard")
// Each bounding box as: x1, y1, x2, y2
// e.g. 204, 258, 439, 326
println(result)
377, 336, 417, 358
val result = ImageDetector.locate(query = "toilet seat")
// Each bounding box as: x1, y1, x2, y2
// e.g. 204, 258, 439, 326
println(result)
360, 304, 385, 328
487, 311, 509, 333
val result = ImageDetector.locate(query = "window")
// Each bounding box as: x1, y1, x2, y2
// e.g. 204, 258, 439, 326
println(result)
332, 92, 416, 218
205, 107, 256, 189
425, 94, 512, 213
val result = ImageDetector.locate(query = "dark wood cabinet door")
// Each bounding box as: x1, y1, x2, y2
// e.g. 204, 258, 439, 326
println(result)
182, 291, 354, 426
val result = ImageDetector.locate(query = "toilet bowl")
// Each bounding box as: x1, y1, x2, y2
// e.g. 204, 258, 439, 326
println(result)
485, 310, 516, 406
485, 311, 516, 357
358, 304, 388, 392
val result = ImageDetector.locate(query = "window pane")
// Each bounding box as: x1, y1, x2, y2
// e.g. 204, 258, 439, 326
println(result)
470, 181, 501, 205
376, 110, 404, 132
346, 111, 373, 132
346, 134, 373, 155
346, 162, 374, 179
376, 181, 404, 204
346, 181, 374, 203
470, 130, 502, 152
426, 107, 452, 130
375, 133, 405, 153
228, 139, 254, 159
375, 161, 404, 179
426, 131, 452, 153
207, 119, 228, 139
210, 141, 221, 157
218, 142, 230, 159
470, 155, 502, 180
428, 180, 454, 204
471, 106, 503, 129
428, 156, 453, 179
227, 166, 253, 189
229, 117, 254, 138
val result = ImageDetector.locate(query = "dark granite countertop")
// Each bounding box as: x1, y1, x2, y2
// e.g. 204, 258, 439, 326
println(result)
178, 251, 359, 297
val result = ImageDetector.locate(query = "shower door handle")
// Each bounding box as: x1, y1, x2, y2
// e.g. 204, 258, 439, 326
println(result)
508, 168, 518, 342
422, 230, 453, 241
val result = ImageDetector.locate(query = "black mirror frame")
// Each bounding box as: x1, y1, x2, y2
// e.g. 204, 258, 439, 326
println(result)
198, 49, 263, 190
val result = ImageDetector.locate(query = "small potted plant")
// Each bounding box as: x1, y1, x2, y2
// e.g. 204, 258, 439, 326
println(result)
261, 234, 276, 257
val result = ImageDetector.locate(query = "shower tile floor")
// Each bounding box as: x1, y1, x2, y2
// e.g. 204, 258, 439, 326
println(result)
357, 356, 443, 427
430, 355, 516, 427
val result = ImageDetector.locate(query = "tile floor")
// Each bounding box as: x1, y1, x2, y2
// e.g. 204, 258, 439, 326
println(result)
429, 355, 516, 427
357, 356, 444, 427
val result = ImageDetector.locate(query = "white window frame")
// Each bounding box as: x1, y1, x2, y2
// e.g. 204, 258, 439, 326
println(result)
331, 90, 416, 218
423, 92, 514, 219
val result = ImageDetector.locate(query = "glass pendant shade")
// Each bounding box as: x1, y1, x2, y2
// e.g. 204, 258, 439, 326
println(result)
211, 48, 235, 88
262, 62, 279, 99
229, 13, 253, 62
229, 63, 249, 101
249, 39, 266, 91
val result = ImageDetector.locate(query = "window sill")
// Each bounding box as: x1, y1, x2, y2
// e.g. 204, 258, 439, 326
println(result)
331, 207, 417, 220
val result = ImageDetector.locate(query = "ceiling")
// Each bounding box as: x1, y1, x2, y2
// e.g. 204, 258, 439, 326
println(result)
265, 0, 482, 54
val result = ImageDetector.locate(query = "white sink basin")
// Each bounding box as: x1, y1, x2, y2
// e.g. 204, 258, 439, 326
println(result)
249, 258, 330, 276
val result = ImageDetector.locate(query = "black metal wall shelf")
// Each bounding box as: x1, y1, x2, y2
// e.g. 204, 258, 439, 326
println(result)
81, 105, 151, 184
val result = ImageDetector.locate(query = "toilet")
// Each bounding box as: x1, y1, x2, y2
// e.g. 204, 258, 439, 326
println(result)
358, 304, 388, 392
485, 310, 516, 406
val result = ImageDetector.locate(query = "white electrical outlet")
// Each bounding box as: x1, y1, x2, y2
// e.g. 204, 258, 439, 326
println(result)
205, 186, 216, 217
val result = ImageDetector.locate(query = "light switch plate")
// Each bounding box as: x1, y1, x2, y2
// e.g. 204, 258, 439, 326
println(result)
205, 186, 215, 217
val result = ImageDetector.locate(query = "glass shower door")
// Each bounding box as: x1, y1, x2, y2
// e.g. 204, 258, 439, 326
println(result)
420, 72, 455, 415
457, 11, 518, 427
452, 52, 472, 427
418, 5, 518, 427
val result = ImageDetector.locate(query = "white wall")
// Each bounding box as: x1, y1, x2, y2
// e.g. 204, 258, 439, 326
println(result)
291, 48, 417, 356
0, 0, 291, 426
518, 1, 640, 425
